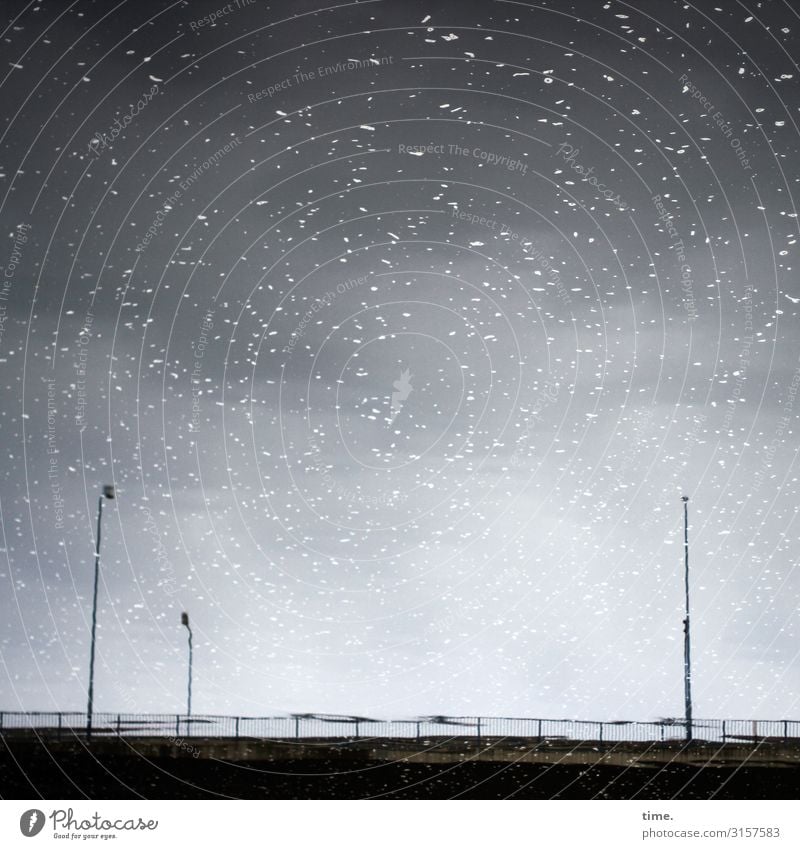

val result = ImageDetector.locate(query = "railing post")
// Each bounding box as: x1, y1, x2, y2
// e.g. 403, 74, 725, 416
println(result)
476, 717, 481, 743
416, 721, 421, 741
176, 714, 180, 737
784, 720, 788, 740
537, 719, 542, 741
722, 720, 726, 740
354, 720, 360, 740
295, 716, 300, 738
235, 717, 240, 739
598, 722, 603, 743
116, 714, 121, 735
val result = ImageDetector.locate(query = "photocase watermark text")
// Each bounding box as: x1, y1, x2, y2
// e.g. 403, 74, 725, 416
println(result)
554, 143, 629, 210
88, 84, 159, 158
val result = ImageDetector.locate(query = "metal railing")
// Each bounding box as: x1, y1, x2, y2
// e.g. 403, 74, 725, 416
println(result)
1, 712, 799, 744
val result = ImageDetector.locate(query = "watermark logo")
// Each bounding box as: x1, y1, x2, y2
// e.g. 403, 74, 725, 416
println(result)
135, 136, 241, 253
1, 222, 31, 350
510, 380, 560, 467
190, 308, 215, 434
248, 56, 393, 102
398, 142, 527, 174
142, 504, 177, 596
554, 142, 629, 210
88, 84, 160, 159
281, 275, 368, 355
189, 0, 256, 31
19, 809, 45, 837
388, 368, 413, 426
679, 74, 752, 170
449, 209, 572, 307
46, 808, 158, 834
652, 194, 696, 321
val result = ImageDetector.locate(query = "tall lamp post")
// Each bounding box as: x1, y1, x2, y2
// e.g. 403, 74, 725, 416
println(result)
87, 484, 115, 740
681, 496, 693, 744
181, 612, 193, 717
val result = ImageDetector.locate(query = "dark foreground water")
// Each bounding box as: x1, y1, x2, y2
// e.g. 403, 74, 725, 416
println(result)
1, 741, 796, 799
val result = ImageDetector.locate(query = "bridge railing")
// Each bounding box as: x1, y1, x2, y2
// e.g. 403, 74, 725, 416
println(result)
1, 712, 799, 744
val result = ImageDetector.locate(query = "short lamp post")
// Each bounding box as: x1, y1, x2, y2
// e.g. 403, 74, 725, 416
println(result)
181, 612, 193, 717
87, 484, 115, 740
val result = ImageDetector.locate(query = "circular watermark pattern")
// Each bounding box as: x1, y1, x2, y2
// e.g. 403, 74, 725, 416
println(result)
1, 0, 799, 802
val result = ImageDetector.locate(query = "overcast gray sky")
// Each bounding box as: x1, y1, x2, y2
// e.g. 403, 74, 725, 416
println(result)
1, 0, 799, 723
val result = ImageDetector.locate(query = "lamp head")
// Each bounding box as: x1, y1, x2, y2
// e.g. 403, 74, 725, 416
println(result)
181, 612, 190, 628
103, 485, 115, 499
681, 495, 689, 502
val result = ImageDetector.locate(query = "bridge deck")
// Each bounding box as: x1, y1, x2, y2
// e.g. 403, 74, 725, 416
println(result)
4, 733, 800, 769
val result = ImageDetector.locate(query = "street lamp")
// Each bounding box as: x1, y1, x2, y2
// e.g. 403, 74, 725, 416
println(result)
681, 496, 693, 744
87, 484, 115, 740
181, 611, 193, 717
